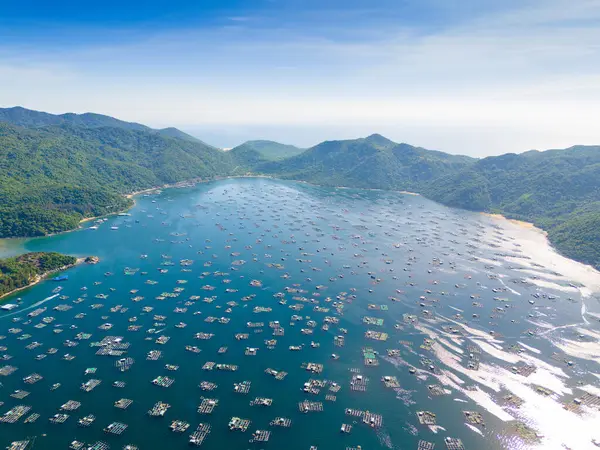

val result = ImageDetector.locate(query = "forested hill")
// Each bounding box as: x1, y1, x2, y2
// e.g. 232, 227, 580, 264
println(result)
1, 106, 599, 269
0, 118, 234, 238
0, 252, 77, 297
0, 106, 199, 142
256, 134, 475, 191
422, 146, 600, 268
251, 138, 600, 269
230, 140, 305, 160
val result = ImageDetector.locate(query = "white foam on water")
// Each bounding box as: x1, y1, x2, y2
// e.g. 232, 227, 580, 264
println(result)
498, 276, 522, 296
438, 337, 464, 355
473, 340, 520, 364
440, 315, 504, 343
0, 293, 60, 319
525, 319, 554, 329
483, 215, 600, 296
581, 301, 591, 325
576, 327, 600, 340
428, 425, 446, 434
499, 375, 600, 450
585, 311, 600, 321
579, 384, 600, 396
517, 342, 541, 354
525, 278, 578, 293
477, 257, 503, 267
422, 330, 598, 447
462, 387, 514, 422
464, 423, 484, 436
553, 339, 600, 365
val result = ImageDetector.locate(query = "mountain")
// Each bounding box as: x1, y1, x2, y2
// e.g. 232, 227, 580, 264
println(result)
0, 106, 150, 131
0, 106, 200, 143
230, 140, 305, 160
156, 127, 206, 144
1, 106, 599, 269
423, 145, 600, 268
257, 135, 474, 191
0, 252, 77, 297
242, 136, 600, 268
0, 118, 235, 238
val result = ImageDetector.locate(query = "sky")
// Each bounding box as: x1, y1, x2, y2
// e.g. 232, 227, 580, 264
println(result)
1, 0, 599, 155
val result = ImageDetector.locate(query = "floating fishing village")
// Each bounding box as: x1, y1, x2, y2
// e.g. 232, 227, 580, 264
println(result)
1, 178, 600, 450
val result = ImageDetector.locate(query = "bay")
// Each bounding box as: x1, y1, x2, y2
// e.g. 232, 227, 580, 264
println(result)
1, 178, 599, 450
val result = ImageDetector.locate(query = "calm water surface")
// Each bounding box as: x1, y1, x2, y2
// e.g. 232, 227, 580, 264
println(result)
1, 178, 599, 450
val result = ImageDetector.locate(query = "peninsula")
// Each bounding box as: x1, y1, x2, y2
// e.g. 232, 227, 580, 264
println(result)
0, 252, 79, 299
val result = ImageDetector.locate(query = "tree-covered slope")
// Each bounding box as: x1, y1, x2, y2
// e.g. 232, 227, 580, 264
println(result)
231, 140, 305, 160
0, 252, 77, 297
0, 106, 149, 131
157, 127, 206, 144
0, 121, 235, 238
424, 146, 600, 268
2, 106, 600, 269
258, 135, 474, 190
0, 106, 199, 142
250, 135, 600, 268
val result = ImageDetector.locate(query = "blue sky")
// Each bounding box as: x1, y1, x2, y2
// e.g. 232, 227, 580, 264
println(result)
1, 0, 599, 154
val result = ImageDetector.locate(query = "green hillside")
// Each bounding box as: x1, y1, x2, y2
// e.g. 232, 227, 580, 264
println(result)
1, 106, 600, 269
424, 146, 600, 268
0, 252, 77, 297
0, 120, 235, 238
231, 140, 305, 161
0, 106, 200, 143
0, 106, 150, 131
252, 135, 600, 268
156, 127, 206, 144
258, 134, 474, 190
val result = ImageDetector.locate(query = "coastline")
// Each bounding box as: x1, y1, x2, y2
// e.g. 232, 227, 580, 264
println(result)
482, 212, 600, 295
0, 175, 597, 285
0, 257, 85, 302
481, 212, 542, 233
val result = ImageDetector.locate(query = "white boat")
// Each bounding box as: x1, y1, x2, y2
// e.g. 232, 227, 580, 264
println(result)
1, 303, 19, 311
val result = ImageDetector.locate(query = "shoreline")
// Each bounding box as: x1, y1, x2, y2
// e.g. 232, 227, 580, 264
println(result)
0, 257, 85, 302
480, 212, 543, 233
0, 175, 597, 286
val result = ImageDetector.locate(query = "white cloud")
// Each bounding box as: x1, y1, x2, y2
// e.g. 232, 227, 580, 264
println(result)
0, 0, 599, 155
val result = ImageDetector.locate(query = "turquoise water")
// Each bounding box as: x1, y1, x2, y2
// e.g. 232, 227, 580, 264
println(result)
1, 178, 598, 450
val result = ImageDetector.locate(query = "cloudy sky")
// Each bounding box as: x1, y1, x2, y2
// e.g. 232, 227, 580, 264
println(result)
1, 0, 599, 155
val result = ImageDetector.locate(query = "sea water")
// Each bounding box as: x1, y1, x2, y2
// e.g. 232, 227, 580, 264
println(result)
1, 178, 599, 450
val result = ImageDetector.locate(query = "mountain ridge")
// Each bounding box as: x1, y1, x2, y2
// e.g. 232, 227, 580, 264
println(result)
0, 106, 200, 143
230, 139, 305, 160
1, 106, 599, 269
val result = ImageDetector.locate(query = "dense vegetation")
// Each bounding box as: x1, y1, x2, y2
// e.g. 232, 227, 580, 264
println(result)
0, 111, 236, 238
0, 106, 199, 141
423, 146, 600, 268
0, 252, 77, 297
246, 135, 600, 269
2, 107, 600, 269
256, 134, 474, 190
230, 140, 305, 160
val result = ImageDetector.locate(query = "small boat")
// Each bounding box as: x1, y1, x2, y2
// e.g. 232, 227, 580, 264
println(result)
52, 275, 68, 282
